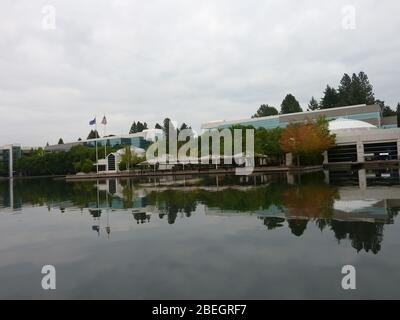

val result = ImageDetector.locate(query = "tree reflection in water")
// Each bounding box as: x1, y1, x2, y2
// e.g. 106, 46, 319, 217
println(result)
1, 170, 399, 254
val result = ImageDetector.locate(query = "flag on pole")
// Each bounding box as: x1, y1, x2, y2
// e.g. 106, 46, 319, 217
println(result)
89, 118, 96, 125
101, 116, 107, 125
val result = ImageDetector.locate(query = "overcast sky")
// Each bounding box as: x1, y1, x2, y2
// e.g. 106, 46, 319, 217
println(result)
1, 0, 399, 147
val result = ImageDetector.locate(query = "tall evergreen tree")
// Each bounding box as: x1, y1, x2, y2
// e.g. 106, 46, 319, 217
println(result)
397, 103, 400, 127
87, 130, 99, 140
163, 118, 172, 133
162, 118, 175, 154
252, 104, 279, 118
129, 121, 148, 134
280, 94, 302, 114
58, 138, 64, 145
349, 73, 364, 105
320, 85, 340, 109
338, 73, 352, 106
129, 122, 137, 134
334, 72, 376, 107
307, 97, 319, 111
357, 71, 375, 105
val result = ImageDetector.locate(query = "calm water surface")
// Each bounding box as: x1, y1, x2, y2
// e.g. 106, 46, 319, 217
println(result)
1, 168, 400, 299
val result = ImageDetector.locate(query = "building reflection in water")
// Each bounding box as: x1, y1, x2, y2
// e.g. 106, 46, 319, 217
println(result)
0, 178, 22, 211
0, 168, 399, 253
80, 169, 400, 254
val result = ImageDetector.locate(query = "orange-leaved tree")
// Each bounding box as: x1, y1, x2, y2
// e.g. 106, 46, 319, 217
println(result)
279, 117, 335, 165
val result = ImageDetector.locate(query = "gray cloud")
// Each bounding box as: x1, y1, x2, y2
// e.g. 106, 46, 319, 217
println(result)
1, 0, 399, 146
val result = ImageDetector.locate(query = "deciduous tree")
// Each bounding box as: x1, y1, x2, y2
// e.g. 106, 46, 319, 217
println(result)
279, 117, 335, 165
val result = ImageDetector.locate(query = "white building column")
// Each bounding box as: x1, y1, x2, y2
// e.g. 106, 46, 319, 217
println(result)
285, 153, 293, 166
9, 178, 14, 210
286, 172, 295, 185
358, 168, 367, 190
8, 145, 13, 179
397, 140, 400, 160
322, 151, 328, 164
323, 170, 330, 184
356, 141, 364, 163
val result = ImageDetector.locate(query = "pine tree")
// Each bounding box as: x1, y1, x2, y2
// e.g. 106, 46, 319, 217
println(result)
335, 72, 376, 107
280, 94, 302, 114
130, 121, 149, 134
338, 73, 352, 106
357, 71, 375, 105
87, 130, 99, 140
307, 97, 319, 111
129, 122, 137, 134
320, 85, 340, 109
397, 103, 400, 127
58, 138, 64, 145
252, 104, 279, 117
163, 118, 171, 133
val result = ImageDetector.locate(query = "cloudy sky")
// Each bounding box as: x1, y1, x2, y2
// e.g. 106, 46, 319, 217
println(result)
1, 0, 399, 147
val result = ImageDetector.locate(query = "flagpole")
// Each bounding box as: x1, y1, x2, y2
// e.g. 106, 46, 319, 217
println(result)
104, 115, 107, 159
95, 118, 99, 174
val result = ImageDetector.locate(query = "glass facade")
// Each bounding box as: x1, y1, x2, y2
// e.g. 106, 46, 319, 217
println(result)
0, 146, 22, 177
85, 136, 150, 149
209, 111, 383, 130
218, 117, 281, 129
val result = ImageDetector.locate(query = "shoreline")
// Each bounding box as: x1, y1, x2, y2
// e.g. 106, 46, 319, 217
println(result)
2, 160, 398, 181
65, 165, 323, 180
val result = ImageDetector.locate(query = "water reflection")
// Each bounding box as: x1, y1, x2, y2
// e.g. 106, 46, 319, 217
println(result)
1, 168, 400, 255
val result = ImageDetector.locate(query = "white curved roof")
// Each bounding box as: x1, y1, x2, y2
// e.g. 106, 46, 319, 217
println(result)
328, 118, 377, 131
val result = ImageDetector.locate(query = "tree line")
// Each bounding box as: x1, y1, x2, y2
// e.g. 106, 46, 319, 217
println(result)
16, 145, 120, 176
252, 71, 400, 126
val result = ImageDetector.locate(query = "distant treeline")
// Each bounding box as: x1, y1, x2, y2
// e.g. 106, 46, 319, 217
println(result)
252, 71, 400, 125
16, 145, 119, 176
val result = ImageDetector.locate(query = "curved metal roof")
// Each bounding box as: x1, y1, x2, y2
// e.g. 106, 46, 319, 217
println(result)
328, 118, 377, 131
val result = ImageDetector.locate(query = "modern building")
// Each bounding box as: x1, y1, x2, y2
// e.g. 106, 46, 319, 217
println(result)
325, 118, 400, 164
201, 104, 398, 130
0, 144, 22, 178
201, 104, 399, 165
45, 129, 163, 152
96, 146, 146, 173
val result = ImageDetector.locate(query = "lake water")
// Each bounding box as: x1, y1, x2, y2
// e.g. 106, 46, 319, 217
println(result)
1, 168, 400, 299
